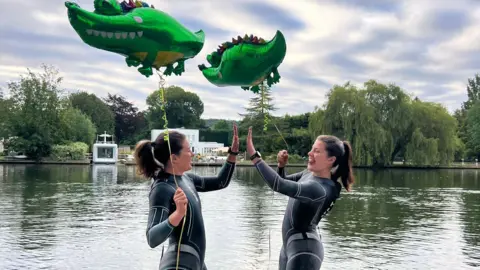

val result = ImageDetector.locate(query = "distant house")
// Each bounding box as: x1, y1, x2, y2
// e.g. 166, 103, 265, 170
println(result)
151, 128, 224, 155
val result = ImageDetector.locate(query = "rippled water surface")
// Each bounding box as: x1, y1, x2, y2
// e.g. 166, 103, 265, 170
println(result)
0, 164, 479, 270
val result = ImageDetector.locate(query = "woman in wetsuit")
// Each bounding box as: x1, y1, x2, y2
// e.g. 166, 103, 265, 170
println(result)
246, 127, 354, 270
134, 124, 239, 270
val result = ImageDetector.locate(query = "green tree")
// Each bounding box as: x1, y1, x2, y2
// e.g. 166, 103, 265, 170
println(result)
466, 101, 480, 158
309, 80, 459, 167
104, 93, 147, 144
463, 74, 480, 110
408, 100, 457, 165
3, 65, 64, 160
316, 82, 389, 166
405, 128, 439, 166
145, 85, 204, 129
239, 83, 277, 135
0, 88, 9, 138
58, 107, 97, 146
69, 91, 115, 134
212, 120, 230, 130
363, 80, 414, 163
240, 84, 277, 117
454, 74, 480, 159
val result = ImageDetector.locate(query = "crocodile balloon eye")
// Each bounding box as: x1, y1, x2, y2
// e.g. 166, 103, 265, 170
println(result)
134, 16, 143, 23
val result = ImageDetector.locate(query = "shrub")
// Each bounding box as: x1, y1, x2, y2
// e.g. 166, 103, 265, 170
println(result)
51, 142, 89, 161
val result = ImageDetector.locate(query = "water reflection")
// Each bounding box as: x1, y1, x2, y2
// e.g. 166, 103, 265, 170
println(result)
0, 165, 478, 269
92, 164, 118, 184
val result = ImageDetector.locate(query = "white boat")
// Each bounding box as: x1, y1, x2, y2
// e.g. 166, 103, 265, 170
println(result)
92, 132, 118, 164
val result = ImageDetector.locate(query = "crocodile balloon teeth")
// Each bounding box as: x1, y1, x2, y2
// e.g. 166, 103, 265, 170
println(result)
85, 29, 143, 39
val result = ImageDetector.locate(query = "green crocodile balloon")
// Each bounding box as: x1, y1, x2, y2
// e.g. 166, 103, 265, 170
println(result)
65, 0, 205, 77
198, 30, 287, 93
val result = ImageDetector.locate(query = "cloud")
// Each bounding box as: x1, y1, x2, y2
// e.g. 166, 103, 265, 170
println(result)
1, 0, 479, 121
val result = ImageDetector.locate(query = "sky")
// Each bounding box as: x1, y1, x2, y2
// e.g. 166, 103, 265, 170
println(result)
1, 0, 479, 120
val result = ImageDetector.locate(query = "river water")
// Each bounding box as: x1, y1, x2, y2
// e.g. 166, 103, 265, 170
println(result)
0, 164, 479, 270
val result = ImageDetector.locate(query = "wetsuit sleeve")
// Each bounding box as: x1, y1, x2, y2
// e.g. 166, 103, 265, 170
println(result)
277, 167, 304, 182
255, 160, 326, 203
146, 182, 177, 248
186, 161, 235, 192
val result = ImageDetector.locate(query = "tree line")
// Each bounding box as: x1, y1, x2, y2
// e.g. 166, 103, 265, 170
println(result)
0, 64, 478, 166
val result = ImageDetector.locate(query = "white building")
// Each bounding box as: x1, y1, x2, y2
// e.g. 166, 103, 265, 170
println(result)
92, 132, 118, 164
151, 128, 224, 155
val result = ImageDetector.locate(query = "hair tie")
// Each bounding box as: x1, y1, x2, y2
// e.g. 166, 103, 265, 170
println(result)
341, 141, 346, 156
150, 143, 164, 169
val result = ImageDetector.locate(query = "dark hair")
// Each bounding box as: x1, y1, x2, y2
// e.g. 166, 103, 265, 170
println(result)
134, 131, 186, 178
316, 135, 355, 192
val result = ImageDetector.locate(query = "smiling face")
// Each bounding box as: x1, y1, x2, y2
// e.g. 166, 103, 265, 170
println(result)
171, 139, 194, 173
307, 140, 336, 175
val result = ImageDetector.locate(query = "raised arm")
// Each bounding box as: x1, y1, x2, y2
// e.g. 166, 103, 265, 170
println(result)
277, 166, 305, 182
187, 161, 236, 192
255, 160, 325, 203
146, 182, 184, 248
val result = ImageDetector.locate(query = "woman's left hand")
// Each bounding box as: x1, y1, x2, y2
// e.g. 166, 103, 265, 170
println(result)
246, 127, 256, 157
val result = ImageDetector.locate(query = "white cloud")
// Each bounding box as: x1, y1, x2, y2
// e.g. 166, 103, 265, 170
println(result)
1, 0, 479, 121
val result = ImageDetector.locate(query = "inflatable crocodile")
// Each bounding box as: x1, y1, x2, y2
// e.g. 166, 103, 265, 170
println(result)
65, 0, 205, 77
198, 30, 287, 93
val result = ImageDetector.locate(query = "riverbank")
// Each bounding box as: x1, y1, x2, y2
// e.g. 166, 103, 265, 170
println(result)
1, 158, 479, 169
0, 159, 91, 165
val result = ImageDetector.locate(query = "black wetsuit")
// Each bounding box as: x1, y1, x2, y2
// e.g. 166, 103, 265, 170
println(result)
254, 160, 340, 270
146, 161, 235, 270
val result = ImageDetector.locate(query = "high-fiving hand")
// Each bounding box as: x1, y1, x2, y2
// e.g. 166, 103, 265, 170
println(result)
246, 127, 256, 158
231, 123, 239, 153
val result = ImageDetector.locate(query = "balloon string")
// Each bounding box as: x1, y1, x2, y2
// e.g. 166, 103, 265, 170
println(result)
157, 70, 187, 270
261, 81, 269, 131
260, 80, 274, 269
274, 124, 289, 150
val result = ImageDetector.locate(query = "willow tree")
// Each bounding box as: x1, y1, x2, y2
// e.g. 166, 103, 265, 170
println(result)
309, 80, 460, 167
310, 82, 391, 166
406, 100, 458, 165
362, 80, 414, 163
405, 128, 439, 166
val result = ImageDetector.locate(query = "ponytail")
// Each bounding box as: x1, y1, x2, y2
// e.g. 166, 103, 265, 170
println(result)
134, 131, 187, 179
134, 140, 162, 178
331, 141, 355, 192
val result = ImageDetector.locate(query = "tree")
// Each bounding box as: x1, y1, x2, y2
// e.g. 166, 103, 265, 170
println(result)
239, 83, 277, 135
317, 82, 389, 166
212, 120, 230, 130
103, 93, 146, 144
240, 83, 276, 117
0, 88, 9, 138
309, 80, 459, 167
363, 80, 415, 164
406, 100, 457, 165
145, 85, 204, 129
69, 91, 115, 134
58, 107, 97, 146
3, 65, 65, 160
466, 101, 480, 159
454, 74, 480, 160
463, 74, 480, 111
